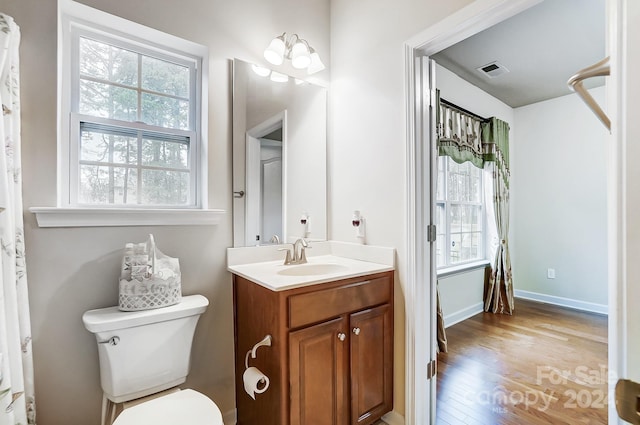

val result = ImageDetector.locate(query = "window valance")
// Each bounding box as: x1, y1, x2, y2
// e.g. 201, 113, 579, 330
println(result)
437, 93, 510, 188
437, 93, 484, 169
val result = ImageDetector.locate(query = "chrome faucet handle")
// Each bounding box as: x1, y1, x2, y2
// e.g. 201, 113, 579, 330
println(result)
278, 246, 293, 265
299, 241, 311, 264
298, 247, 308, 264
292, 238, 309, 264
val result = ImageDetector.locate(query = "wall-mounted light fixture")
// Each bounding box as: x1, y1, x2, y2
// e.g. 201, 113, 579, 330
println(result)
251, 64, 292, 83
264, 33, 325, 74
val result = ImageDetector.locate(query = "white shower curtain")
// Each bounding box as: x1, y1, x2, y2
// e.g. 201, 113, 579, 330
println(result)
0, 13, 36, 425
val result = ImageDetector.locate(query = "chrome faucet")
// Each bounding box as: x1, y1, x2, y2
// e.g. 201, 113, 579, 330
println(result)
293, 238, 308, 264
279, 238, 309, 265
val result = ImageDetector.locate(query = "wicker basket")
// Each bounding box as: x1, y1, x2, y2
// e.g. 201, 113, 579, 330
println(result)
118, 235, 181, 311
118, 276, 181, 311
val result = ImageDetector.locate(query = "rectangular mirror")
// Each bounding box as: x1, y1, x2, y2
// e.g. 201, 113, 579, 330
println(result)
232, 58, 327, 247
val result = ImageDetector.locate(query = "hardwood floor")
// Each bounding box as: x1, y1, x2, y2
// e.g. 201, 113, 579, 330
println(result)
436, 299, 608, 425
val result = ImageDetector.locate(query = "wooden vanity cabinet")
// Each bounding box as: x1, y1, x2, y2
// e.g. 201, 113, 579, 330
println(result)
233, 271, 393, 425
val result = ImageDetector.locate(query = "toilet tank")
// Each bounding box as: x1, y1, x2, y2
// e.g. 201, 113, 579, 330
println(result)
82, 295, 209, 403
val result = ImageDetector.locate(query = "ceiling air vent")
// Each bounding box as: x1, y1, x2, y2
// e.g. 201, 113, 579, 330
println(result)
476, 61, 509, 79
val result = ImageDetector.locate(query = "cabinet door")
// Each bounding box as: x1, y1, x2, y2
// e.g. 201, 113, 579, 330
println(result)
290, 317, 349, 425
350, 304, 393, 425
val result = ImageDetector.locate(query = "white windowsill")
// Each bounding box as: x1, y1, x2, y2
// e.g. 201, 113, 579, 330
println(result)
29, 207, 226, 228
437, 259, 491, 279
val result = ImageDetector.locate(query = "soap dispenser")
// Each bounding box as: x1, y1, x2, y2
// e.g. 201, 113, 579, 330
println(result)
301, 212, 310, 238
352, 210, 366, 244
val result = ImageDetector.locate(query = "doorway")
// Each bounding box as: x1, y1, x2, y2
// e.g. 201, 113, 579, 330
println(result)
403, 0, 619, 424
245, 112, 286, 246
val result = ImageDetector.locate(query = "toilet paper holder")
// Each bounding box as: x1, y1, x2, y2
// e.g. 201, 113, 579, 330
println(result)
245, 334, 272, 368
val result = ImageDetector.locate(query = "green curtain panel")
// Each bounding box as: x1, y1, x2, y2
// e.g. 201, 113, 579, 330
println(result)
482, 118, 514, 315
482, 117, 511, 190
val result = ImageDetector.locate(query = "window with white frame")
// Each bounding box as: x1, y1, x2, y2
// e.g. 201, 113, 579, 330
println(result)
59, 2, 207, 208
435, 156, 485, 268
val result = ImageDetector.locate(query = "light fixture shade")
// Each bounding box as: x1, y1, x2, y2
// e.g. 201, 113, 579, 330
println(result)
290, 41, 311, 69
264, 36, 286, 66
270, 71, 289, 83
251, 64, 271, 77
307, 50, 325, 74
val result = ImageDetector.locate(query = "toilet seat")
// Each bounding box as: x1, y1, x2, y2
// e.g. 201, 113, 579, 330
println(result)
112, 389, 223, 425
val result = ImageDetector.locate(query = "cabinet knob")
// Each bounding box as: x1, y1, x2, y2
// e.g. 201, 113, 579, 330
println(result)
352, 327, 361, 336
337, 333, 346, 341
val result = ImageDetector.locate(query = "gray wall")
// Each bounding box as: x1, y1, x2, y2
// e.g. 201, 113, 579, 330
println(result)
2, 0, 329, 423
512, 88, 608, 307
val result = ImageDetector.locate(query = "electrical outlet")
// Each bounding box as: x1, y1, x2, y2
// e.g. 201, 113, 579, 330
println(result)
547, 268, 556, 279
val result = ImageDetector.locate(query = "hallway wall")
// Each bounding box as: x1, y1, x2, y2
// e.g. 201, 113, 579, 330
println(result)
512, 88, 608, 310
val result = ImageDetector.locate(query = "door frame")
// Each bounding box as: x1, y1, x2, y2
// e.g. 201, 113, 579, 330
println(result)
245, 111, 287, 246
403, 0, 625, 424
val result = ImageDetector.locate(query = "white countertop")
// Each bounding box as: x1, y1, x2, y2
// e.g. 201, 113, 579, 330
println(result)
227, 241, 395, 291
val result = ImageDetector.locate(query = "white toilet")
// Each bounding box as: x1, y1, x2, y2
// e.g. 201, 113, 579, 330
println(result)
82, 294, 223, 425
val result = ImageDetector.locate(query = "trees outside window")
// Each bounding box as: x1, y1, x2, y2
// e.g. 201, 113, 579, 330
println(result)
64, 27, 202, 207
435, 156, 485, 268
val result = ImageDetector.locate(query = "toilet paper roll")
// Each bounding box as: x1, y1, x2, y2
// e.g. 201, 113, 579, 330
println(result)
243, 367, 270, 400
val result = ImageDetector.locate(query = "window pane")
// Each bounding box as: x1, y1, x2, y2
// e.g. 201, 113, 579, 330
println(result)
445, 159, 483, 202
436, 237, 445, 268
436, 202, 445, 230
450, 204, 462, 235
141, 137, 188, 169
142, 56, 189, 98
436, 156, 445, 200
438, 156, 485, 268
471, 232, 481, 259
80, 128, 138, 165
79, 37, 137, 86
141, 169, 189, 205
80, 79, 138, 121
460, 232, 473, 262
141, 93, 189, 130
447, 161, 459, 201
79, 164, 138, 204
460, 163, 470, 202
471, 171, 482, 202
436, 203, 446, 267
470, 205, 482, 232
450, 233, 461, 264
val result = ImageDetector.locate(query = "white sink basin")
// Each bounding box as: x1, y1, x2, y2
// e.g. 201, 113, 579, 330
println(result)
227, 251, 395, 291
277, 263, 350, 276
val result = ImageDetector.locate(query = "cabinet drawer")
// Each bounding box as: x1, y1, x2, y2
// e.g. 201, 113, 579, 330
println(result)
288, 276, 391, 329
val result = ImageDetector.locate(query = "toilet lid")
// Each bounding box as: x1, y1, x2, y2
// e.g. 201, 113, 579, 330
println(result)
113, 389, 223, 425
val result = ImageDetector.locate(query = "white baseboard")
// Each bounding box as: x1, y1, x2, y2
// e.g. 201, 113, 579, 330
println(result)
514, 289, 608, 315
382, 410, 405, 425
223, 408, 237, 425
444, 302, 484, 328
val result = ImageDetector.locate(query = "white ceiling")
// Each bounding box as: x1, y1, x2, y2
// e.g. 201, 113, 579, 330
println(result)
431, 0, 606, 108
